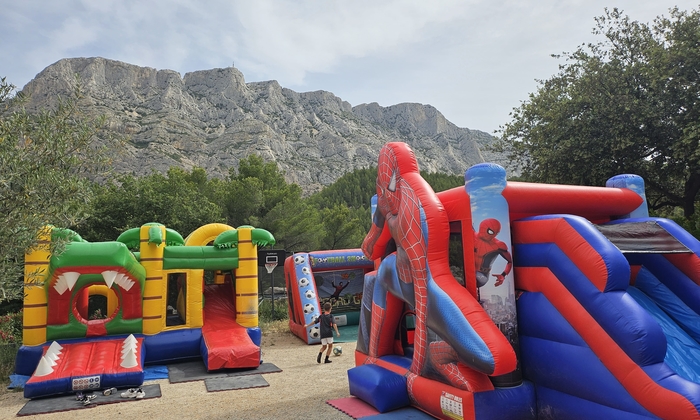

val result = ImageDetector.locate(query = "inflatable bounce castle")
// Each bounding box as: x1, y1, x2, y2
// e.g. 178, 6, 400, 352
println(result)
16, 222, 274, 399
345, 142, 700, 419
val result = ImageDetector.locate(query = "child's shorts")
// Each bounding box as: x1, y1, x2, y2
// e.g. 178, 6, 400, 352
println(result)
321, 337, 334, 345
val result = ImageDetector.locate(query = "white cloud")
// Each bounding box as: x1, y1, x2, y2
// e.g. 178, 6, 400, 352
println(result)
1, 0, 697, 133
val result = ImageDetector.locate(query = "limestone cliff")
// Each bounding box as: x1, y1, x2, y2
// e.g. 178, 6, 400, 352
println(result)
21, 57, 502, 194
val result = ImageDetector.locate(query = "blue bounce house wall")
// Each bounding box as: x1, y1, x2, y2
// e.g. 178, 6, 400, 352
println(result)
513, 214, 700, 419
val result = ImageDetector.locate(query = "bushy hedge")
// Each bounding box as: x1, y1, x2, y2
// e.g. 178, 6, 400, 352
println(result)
0, 311, 21, 384
258, 298, 289, 322
0, 311, 21, 344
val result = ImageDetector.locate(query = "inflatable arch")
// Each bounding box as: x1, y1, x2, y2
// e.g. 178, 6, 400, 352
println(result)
349, 142, 700, 419
17, 223, 274, 399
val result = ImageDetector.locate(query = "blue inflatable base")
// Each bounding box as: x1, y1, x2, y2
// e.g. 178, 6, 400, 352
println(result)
348, 364, 410, 413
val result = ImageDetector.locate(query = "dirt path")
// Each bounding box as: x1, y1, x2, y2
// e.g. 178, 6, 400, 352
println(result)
0, 330, 357, 419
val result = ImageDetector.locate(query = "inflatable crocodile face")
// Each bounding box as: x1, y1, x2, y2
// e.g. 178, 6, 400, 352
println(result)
44, 241, 146, 340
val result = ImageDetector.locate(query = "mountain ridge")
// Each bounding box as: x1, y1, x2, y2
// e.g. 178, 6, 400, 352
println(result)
20, 57, 503, 194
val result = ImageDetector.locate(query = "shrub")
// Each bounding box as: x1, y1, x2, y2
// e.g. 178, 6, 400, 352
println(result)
0, 299, 22, 316
258, 298, 289, 322
0, 311, 22, 344
0, 311, 21, 385
0, 342, 19, 385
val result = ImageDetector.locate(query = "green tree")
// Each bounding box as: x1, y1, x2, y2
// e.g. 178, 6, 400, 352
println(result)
308, 167, 376, 237
309, 167, 377, 210
319, 204, 367, 250
422, 171, 465, 192
261, 197, 321, 252
0, 78, 115, 301
218, 155, 319, 251
219, 176, 264, 227
80, 167, 225, 241
230, 155, 301, 217
493, 7, 700, 217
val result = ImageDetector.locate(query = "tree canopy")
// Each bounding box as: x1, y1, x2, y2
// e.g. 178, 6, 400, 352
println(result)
79, 157, 370, 254
0, 78, 116, 301
79, 168, 227, 242
493, 7, 700, 217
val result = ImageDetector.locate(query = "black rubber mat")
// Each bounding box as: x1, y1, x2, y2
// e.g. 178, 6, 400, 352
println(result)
204, 374, 269, 392
167, 360, 281, 383
17, 384, 161, 416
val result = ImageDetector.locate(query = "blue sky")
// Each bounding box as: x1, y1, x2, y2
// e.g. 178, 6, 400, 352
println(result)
1, 1, 697, 134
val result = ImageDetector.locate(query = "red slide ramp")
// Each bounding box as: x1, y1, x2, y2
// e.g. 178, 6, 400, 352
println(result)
202, 283, 260, 370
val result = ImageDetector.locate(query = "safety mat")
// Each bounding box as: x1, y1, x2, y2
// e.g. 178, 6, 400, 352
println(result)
326, 397, 434, 419
167, 360, 281, 383
204, 374, 269, 392
326, 397, 379, 419
17, 384, 161, 416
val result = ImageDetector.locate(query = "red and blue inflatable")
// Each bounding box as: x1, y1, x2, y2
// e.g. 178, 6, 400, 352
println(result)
348, 142, 700, 419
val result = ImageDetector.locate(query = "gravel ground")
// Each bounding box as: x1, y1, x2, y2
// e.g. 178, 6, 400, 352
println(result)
0, 330, 357, 420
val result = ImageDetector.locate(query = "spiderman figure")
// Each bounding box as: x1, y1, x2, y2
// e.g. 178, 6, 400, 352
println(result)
331, 280, 349, 299
473, 218, 512, 288
360, 143, 518, 399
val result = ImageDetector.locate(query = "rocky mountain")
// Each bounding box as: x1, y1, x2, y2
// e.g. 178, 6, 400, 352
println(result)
20, 57, 503, 194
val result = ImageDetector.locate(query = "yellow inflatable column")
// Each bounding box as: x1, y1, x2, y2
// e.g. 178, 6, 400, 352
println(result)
188, 268, 204, 328
235, 227, 258, 328
140, 224, 166, 335
22, 227, 52, 346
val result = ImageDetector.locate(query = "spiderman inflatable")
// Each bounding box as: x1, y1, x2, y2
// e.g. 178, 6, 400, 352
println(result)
473, 218, 512, 288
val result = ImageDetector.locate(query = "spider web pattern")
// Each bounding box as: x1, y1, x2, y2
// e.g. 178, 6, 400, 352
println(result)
407, 373, 419, 405
362, 145, 397, 258
429, 341, 472, 391
376, 146, 399, 216
362, 210, 385, 258
363, 144, 429, 402
396, 181, 428, 379
365, 146, 401, 358
368, 302, 385, 357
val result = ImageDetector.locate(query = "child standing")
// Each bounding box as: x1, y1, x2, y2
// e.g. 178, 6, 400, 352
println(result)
304, 302, 340, 363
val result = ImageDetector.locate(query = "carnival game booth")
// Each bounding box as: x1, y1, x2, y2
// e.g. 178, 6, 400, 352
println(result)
17, 223, 274, 399
285, 249, 374, 344
350, 142, 700, 419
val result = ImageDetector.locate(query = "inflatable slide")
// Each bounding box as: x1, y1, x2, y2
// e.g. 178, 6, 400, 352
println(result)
514, 215, 700, 419
348, 141, 700, 419
201, 281, 260, 370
